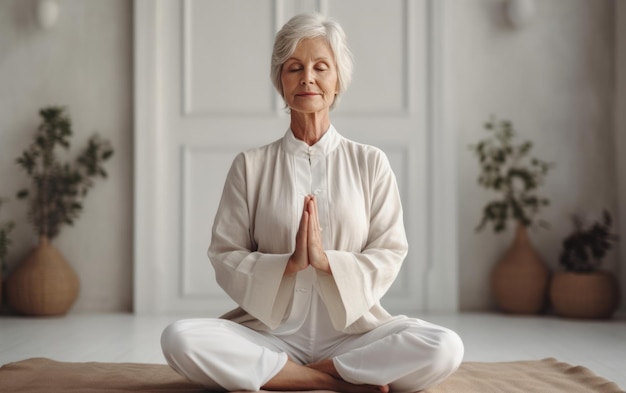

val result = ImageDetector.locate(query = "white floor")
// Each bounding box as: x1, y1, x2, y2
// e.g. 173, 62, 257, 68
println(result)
0, 312, 624, 390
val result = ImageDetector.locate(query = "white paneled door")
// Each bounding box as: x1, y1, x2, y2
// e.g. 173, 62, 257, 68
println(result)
134, 0, 458, 316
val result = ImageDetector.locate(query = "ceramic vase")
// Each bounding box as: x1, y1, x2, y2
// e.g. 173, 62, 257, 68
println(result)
491, 223, 550, 314
6, 237, 79, 316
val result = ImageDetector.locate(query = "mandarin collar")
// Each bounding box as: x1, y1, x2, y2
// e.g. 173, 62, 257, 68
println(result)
282, 125, 341, 158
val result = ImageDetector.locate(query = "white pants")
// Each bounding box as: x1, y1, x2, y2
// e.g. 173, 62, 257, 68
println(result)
161, 305, 463, 392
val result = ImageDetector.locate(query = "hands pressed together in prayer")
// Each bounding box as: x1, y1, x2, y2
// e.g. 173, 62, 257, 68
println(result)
285, 195, 331, 276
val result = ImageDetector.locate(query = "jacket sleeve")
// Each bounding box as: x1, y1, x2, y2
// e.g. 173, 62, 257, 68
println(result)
207, 153, 296, 330
316, 150, 408, 331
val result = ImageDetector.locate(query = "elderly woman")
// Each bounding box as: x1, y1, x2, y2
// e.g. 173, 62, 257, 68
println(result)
161, 13, 463, 393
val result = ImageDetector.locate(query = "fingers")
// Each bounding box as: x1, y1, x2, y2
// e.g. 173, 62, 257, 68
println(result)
289, 195, 330, 275
286, 200, 310, 275
306, 196, 331, 274
305, 195, 321, 240
307, 197, 319, 230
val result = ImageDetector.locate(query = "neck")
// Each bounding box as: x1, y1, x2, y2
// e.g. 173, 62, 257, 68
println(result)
290, 111, 330, 146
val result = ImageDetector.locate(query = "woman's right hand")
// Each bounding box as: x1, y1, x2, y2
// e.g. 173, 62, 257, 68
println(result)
285, 195, 312, 275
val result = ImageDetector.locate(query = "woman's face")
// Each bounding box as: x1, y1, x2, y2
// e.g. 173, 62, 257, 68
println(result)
281, 37, 339, 115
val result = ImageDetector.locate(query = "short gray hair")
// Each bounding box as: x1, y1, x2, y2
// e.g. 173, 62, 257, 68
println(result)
270, 13, 353, 110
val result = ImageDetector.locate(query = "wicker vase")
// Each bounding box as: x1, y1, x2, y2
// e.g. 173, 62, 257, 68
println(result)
6, 237, 79, 316
491, 223, 550, 314
550, 271, 620, 319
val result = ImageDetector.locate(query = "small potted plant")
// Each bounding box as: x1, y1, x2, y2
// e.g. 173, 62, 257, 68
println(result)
0, 198, 15, 308
550, 210, 620, 319
5, 106, 113, 316
470, 116, 553, 314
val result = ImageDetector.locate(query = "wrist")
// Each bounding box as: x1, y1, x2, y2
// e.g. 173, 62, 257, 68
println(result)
315, 254, 332, 275
285, 256, 304, 276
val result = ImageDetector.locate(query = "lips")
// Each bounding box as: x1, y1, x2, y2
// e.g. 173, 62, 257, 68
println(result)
296, 92, 320, 97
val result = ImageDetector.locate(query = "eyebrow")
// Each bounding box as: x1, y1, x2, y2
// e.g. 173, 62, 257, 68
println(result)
285, 56, 332, 63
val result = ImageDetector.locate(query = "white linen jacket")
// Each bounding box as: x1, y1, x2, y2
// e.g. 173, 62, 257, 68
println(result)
208, 125, 409, 334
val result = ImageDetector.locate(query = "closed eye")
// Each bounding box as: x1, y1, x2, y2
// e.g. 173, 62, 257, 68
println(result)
316, 62, 329, 71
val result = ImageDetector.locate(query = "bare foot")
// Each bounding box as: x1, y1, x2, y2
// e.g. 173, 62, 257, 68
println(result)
307, 359, 390, 393
262, 359, 389, 393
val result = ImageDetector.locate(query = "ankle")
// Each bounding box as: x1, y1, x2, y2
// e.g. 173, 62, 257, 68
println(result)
307, 358, 341, 379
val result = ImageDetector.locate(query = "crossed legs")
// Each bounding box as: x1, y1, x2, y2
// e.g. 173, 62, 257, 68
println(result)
161, 317, 463, 392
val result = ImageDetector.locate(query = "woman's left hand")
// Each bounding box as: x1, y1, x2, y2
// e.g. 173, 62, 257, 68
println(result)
305, 196, 331, 274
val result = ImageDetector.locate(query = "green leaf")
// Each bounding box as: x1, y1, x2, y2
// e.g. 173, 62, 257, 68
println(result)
102, 150, 114, 160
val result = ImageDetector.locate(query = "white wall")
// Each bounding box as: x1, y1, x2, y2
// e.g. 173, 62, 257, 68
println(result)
616, 1, 626, 314
0, 0, 618, 313
0, 0, 133, 312
454, 0, 618, 310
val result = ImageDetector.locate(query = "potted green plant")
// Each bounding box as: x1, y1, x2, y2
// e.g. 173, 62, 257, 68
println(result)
470, 116, 553, 314
0, 198, 15, 308
550, 210, 620, 319
5, 106, 114, 316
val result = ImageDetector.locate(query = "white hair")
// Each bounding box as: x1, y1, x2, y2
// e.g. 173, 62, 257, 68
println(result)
270, 13, 354, 110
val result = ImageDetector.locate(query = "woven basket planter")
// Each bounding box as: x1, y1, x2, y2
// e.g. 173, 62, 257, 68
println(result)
550, 271, 620, 319
491, 224, 550, 314
6, 237, 79, 316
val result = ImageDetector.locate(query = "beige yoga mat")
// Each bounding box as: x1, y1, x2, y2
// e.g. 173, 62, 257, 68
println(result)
0, 357, 623, 393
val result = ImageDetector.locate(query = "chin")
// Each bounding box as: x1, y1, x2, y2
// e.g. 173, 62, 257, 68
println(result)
289, 105, 329, 115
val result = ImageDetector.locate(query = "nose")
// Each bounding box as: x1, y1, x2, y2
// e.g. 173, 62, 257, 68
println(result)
300, 69, 314, 85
